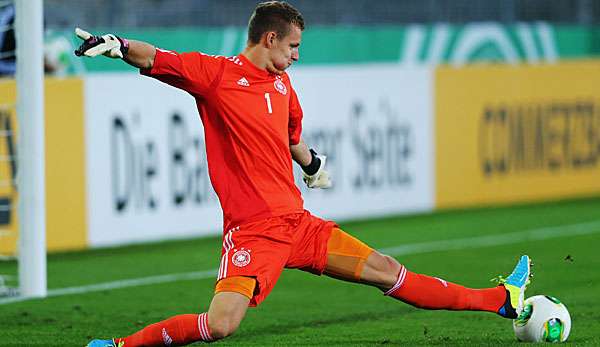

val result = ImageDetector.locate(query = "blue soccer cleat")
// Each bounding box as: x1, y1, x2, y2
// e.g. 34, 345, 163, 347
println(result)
495, 255, 532, 319
85, 339, 123, 347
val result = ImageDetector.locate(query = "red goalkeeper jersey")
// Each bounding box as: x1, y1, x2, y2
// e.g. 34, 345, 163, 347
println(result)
142, 49, 304, 231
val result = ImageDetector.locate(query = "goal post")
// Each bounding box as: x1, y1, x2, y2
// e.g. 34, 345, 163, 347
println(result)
15, 0, 46, 298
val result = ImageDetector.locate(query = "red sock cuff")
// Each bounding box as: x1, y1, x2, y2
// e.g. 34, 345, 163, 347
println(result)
198, 312, 213, 342
384, 265, 407, 296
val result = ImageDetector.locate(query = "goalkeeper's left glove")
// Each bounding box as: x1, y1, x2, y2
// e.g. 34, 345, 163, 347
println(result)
301, 149, 332, 189
73, 27, 129, 59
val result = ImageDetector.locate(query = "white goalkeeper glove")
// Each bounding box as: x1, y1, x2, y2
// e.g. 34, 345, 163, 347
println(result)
301, 149, 332, 189
74, 27, 129, 59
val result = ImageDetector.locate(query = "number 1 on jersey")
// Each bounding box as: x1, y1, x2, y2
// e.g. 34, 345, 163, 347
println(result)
264, 92, 273, 114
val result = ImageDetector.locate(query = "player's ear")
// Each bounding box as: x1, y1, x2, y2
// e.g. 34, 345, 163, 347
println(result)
265, 31, 277, 48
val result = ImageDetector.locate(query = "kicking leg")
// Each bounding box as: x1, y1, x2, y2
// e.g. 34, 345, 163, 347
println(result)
323, 228, 530, 318
379, 254, 531, 318
86, 276, 254, 347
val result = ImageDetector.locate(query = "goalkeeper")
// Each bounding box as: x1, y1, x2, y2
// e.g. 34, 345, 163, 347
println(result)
78, 2, 532, 346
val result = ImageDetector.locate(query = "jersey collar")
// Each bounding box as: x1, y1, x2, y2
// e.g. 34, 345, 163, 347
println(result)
238, 54, 278, 78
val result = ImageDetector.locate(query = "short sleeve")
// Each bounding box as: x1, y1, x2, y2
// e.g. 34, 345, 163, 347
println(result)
288, 86, 303, 145
141, 48, 223, 96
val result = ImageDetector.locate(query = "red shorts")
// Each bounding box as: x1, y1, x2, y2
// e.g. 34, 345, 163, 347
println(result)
216, 210, 336, 306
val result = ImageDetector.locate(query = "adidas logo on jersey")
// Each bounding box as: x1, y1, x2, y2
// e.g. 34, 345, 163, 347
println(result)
237, 77, 250, 87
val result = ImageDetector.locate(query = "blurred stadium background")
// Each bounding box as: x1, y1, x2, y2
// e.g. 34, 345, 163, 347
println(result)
1, 0, 600, 345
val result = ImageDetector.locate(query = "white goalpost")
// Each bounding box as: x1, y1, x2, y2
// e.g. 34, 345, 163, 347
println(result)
15, 0, 46, 299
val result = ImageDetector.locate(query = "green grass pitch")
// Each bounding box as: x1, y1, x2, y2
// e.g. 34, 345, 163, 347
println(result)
1, 197, 600, 346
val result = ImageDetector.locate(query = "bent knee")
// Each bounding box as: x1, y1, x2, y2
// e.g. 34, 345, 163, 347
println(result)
208, 315, 241, 340
380, 254, 402, 285
362, 252, 403, 288
207, 291, 250, 340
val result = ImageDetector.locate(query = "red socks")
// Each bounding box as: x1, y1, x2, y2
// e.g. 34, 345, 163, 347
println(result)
115, 313, 212, 346
111, 268, 505, 346
385, 266, 506, 313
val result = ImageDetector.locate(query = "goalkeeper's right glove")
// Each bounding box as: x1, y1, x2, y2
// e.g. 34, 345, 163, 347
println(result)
301, 149, 332, 189
74, 27, 129, 59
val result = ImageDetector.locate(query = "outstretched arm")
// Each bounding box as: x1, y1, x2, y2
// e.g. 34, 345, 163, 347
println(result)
291, 138, 332, 189
74, 28, 156, 69
123, 40, 156, 69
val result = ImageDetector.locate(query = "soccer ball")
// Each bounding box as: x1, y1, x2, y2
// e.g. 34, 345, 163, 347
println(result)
513, 295, 571, 343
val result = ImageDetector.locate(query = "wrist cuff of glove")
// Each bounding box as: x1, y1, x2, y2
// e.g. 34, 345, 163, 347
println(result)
117, 37, 129, 58
301, 149, 321, 176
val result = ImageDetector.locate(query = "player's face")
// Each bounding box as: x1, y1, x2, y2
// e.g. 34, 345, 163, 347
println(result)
267, 24, 301, 73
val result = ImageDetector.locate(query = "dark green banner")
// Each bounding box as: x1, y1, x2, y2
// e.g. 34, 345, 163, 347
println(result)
47, 24, 600, 74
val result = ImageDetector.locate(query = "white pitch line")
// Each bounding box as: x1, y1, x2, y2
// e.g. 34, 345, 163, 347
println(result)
49, 269, 218, 296
1, 219, 599, 305
378, 219, 600, 256
0, 269, 219, 305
